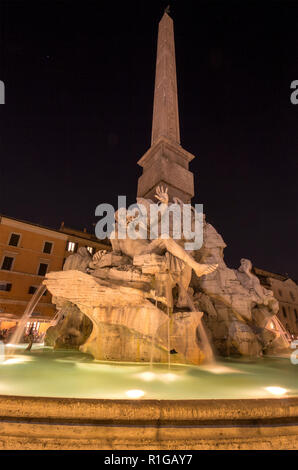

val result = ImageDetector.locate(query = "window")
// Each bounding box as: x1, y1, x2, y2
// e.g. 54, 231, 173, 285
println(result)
294, 309, 298, 321
1, 256, 14, 271
278, 289, 282, 297
8, 233, 20, 247
0, 282, 12, 292
282, 306, 287, 318
25, 321, 40, 335
67, 241, 77, 252
43, 242, 53, 254
87, 246, 94, 255
37, 263, 48, 276
289, 291, 295, 301
28, 286, 47, 295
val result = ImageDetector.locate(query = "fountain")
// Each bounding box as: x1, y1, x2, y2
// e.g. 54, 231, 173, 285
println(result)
0, 9, 297, 451
42, 196, 217, 366
41, 191, 289, 365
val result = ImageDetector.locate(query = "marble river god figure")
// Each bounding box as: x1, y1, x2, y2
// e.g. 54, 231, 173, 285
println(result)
101, 185, 217, 307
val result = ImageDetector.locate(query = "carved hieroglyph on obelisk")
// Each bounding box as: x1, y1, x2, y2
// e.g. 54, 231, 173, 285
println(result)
137, 10, 195, 203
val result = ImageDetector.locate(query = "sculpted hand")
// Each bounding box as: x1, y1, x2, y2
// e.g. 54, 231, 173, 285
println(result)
194, 263, 218, 278
155, 185, 169, 205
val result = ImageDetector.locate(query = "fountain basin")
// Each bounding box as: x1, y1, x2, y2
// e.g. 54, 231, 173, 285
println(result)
0, 347, 297, 449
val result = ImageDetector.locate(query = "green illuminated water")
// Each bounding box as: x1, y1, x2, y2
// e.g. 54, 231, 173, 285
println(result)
0, 344, 297, 400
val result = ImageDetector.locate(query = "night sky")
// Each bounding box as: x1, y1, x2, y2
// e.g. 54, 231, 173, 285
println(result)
0, 0, 297, 278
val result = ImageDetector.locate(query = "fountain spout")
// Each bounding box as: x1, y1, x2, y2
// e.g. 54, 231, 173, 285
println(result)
8, 284, 47, 353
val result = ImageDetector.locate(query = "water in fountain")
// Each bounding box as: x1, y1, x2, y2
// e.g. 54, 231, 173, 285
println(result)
149, 299, 158, 369
167, 306, 171, 369
164, 276, 174, 370
0, 340, 4, 363
178, 282, 215, 363
49, 307, 65, 329
267, 316, 291, 347
8, 284, 47, 352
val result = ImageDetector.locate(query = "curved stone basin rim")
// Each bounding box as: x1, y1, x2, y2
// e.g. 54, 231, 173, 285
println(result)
1, 395, 298, 424
1, 395, 297, 450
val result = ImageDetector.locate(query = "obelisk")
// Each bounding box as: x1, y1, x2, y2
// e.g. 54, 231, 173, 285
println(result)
151, 9, 180, 146
137, 9, 195, 203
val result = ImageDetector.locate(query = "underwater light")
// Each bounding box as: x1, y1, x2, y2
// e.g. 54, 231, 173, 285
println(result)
136, 371, 180, 383
138, 372, 156, 381
125, 389, 145, 399
2, 356, 33, 365
6, 343, 25, 349
199, 365, 241, 374
265, 386, 287, 396
159, 372, 178, 383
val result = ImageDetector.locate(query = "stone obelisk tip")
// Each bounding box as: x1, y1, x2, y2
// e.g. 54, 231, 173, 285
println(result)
164, 5, 171, 16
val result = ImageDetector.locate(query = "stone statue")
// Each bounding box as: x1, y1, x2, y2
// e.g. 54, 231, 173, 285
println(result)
235, 258, 278, 314
192, 220, 287, 357
111, 186, 217, 277
44, 191, 288, 361
44, 186, 218, 364
109, 185, 217, 307
63, 247, 92, 272
44, 301, 93, 350
44, 247, 93, 349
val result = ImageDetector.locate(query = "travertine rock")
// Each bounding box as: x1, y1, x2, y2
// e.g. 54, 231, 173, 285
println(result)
44, 270, 206, 364
89, 251, 131, 270
228, 320, 262, 357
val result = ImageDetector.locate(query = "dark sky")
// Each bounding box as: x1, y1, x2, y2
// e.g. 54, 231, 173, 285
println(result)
0, 0, 297, 278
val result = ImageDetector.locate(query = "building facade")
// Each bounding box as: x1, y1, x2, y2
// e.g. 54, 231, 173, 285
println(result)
0, 215, 110, 336
60, 222, 110, 259
253, 267, 298, 338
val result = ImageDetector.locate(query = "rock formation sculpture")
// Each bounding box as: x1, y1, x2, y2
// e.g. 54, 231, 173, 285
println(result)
44, 186, 289, 361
